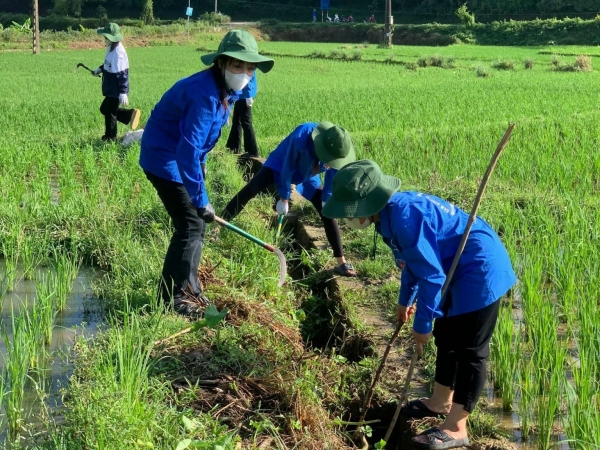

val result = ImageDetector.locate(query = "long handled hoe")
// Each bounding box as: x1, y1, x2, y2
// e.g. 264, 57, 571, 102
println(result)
356, 124, 516, 446
214, 215, 287, 287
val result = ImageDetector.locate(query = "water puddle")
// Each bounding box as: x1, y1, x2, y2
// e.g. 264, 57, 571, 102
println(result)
485, 383, 569, 449
0, 261, 103, 439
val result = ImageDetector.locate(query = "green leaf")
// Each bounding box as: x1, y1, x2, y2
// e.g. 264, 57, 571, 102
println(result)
294, 309, 306, 322
374, 439, 387, 449
182, 415, 196, 432
175, 439, 192, 450
204, 304, 229, 328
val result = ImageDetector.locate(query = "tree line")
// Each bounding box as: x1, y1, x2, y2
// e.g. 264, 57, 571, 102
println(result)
2, 0, 599, 23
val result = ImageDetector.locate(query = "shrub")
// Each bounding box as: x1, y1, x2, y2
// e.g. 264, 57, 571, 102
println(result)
523, 58, 534, 69
198, 12, 230, 25
491, 60, 515, 70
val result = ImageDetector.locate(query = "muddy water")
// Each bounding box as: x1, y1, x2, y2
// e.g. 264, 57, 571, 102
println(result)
485, 371, 570, 449
0, 261, 103, 431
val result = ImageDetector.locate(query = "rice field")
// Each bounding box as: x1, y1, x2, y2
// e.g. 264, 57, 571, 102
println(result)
1, 37, 600, 448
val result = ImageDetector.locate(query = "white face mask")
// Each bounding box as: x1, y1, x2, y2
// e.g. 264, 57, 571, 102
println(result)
344, 217, 373, 230
224, 70, 252, 92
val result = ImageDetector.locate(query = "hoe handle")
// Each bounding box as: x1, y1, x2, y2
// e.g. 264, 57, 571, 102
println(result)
215, 216, 275, 252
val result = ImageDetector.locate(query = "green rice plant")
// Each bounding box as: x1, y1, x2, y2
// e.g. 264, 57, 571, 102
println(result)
536, 347, 567, 449
517, 359, 535, 441
35, 273, 57, 346
51, 250, 81, 311
490, 300, 520, 411
2, 241, 19, 293
19, 235, 41, 281
3, 305, 32, 442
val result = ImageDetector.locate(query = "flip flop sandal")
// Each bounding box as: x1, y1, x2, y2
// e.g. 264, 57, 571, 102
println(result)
400, 399, 446, 419
412, 427, 469, 450
333, 262, 357, 277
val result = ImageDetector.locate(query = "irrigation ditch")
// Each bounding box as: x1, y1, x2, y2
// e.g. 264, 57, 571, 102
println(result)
208, 156, 520, 450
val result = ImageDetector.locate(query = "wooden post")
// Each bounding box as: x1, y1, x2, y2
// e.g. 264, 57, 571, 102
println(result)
32, 0, 40, 54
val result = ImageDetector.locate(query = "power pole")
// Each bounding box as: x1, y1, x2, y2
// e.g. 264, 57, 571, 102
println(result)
32, 0, 40, 54
214, 0, 217, 13
384, 0, 393, 47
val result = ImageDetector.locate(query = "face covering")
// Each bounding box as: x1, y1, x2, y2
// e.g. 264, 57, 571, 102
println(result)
344, 217, 373, 230
224, 70, 252, 92
104, 38, 112, 47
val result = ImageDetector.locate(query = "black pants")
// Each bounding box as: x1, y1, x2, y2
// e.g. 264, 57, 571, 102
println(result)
145, 171, 206, 303
222, 166, 344, 257
100, 96, 134, 140
432, 299, 500, 413
225, 99, 258, 157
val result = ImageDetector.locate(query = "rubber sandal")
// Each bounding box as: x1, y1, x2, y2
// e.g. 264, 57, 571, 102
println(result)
400, 399, 446, 419
333, 262, 357, 277
412, 427, 469, 450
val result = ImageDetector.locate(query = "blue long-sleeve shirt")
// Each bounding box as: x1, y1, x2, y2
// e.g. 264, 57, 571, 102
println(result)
139, 69, 236, 208
376, 192, 516, 335
263, 123, 335, 201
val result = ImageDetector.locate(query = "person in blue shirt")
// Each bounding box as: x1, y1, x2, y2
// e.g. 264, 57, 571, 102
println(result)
323, 160, 517, 450
312, 8, 317, 22
222, 122, 358, 277
139, 30, 274, 318
226, 73, 259, 157
92, 23, 141, 142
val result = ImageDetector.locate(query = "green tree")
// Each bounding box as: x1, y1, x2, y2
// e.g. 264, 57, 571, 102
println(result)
140, 0, 154, 24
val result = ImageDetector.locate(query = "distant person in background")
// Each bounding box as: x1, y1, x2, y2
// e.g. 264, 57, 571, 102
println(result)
226, 72, 259, 157
312, 8, 317, 22
92, 22, 141, 142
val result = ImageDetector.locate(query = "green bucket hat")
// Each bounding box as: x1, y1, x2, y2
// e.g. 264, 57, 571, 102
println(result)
97, 23, 124, 42
311, 122, 356, 170
322, 160, 401, 219
201, 30, 274, 73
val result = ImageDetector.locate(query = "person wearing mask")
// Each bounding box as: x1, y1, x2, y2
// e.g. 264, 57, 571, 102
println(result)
322, 160, 517, 450
92, 23, 141, 142
226, 73, 259, 157
222, 122, 358, 277
139, 30, 274, 317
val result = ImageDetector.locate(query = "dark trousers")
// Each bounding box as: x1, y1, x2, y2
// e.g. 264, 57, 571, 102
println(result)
226, 99, 258, 157
222, 166, 344, 257
145, 171, 206, 303
100, 96, 134, 139
432, 299, 500, 413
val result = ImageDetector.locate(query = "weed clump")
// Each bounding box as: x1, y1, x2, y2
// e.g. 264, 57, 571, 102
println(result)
524, 58, 534, 69
574, 54, 592, 71
417, 55, 455, 69
552, 54, 593, 72
475, 65, 490, 77
491, 59, 515, 70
